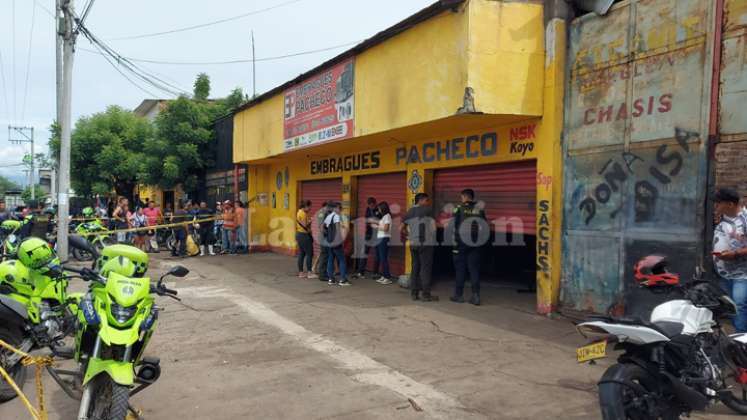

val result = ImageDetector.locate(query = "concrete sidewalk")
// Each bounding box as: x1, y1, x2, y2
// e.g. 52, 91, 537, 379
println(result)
0, 253, 738, 419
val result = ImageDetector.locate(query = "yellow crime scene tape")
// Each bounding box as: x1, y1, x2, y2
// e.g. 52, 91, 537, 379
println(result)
0, 339, 53, 420
78, 217, 221, 236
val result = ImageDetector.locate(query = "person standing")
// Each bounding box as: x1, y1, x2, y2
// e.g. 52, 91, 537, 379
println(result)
221, 200, 237, 254
234, 200, 248, 253
713, 188, 747, 333
171, 201, 188, 257
142, 201, 162, 253
373, 202, 393, 285
450, 188, 487, 306
197, 201, 216, 256
316, 202, 330, 282
0, 200, 10, 222
324, 202, 350, 286
295, 200, 317, 278
112, 198, 129, 243
403, 193, 438, 301
354, 197, 380, 279
131, 207, 148, 252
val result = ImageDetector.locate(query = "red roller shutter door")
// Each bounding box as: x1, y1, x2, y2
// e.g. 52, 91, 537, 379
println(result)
357, 172, 407, 276
301, 178, 342, 257
433, 161, 537, 235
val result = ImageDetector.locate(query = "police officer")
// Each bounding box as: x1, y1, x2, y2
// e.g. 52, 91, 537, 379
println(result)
450, 188, 487, 306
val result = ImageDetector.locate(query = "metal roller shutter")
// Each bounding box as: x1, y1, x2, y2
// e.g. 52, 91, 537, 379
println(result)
433, 161, 537, 235
356, 172, 407, 276
301, 178, 342, 257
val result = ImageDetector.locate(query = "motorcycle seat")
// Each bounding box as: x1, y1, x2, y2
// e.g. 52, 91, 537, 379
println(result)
587, 315, 684, 338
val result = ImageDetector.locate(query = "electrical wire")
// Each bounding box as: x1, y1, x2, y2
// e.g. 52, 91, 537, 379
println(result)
107, 0, 304, 41
76, 21, 188, 97
79, 0, 95, 25
21, 0, 37, 122
78, 41, 360, 66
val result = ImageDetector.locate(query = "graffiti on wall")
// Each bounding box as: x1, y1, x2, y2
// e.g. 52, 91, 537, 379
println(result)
578, 128, 700, 225
537, 200, 551, 273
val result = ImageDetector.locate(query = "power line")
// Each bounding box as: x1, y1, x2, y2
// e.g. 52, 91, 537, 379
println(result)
21, 0, 37, 122
78, 41, 360, 66
106, 0, 304, 41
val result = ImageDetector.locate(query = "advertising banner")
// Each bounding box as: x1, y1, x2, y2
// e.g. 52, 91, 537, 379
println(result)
283, 59, 354, 150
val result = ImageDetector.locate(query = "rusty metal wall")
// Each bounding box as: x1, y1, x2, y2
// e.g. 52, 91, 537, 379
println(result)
561, 0, 714, 314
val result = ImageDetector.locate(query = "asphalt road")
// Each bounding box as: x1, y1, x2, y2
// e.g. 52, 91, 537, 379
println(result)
0, 253, 741, 419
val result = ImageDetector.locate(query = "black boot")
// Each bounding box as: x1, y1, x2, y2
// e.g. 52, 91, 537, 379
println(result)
422, 292, 439, 302
411, 289, 420, 301
450, 295, 464, 303
469, 293, 481, 306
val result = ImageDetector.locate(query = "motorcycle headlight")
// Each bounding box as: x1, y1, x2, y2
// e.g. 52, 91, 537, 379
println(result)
110, 301, 138, 324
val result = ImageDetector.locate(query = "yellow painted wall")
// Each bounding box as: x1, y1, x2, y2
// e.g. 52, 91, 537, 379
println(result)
233, 0, 545, 163
237, 0, 565, 315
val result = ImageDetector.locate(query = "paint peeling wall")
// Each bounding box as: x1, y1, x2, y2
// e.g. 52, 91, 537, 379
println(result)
561, 0, 714, 314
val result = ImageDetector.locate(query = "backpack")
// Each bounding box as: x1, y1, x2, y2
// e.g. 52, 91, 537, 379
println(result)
323, 213, 341, 247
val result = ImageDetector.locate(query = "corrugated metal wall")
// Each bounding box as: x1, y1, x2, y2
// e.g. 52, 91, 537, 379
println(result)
301, 179, 342, 258
433, 161, 537, 235
356, 173, 407, 276
561, 0, 713, 315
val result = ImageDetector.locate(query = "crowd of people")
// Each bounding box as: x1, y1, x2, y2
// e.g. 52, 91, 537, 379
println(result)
296, 189, 487, 305
84, 196, 249, 258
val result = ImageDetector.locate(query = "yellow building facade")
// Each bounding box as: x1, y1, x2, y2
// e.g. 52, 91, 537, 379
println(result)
233, 0, 566, 314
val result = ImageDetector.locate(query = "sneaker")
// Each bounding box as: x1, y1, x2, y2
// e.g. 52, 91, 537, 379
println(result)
375, 277, 387, 284
378, 278, 393, 285
298, 272, 307, 278
450, 296, 465, 303
328, 279, 337, 286
338, 280, 352, 287
422, 293, 439, 302
306, 273, 318, 279
469, 294, 481, 306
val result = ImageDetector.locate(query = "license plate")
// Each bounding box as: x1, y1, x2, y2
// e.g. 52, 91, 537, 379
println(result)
576, 340, 607, 363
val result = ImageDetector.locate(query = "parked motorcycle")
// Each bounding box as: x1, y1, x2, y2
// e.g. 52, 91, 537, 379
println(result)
0, 215, 33, 261
72, 219, 113, 261
576, 256, 747, 419
66, 238, 187, 420
0, 237, 80, 402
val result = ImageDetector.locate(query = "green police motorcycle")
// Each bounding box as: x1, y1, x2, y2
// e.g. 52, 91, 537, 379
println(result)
0, 216, 32, 261
0, 237, 80, 402
66, 239, 187, 420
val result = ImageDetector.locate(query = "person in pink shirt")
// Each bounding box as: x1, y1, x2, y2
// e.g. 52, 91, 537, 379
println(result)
142, 201, 163, 252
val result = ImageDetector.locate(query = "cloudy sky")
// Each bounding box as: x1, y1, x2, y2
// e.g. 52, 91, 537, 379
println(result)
0, 0, 434, 185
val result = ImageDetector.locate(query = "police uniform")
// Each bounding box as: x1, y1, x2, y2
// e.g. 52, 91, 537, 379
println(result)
451, 201, 487, 304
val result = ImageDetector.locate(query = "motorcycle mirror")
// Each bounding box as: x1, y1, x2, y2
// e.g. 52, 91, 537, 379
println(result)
68, 235, 99, 259
167, 265, 189, 278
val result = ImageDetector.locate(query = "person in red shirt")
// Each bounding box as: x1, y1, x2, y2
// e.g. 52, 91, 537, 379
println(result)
142, 201, 163, 252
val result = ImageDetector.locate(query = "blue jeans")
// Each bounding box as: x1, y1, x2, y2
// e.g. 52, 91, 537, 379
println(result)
327, 246, 347, 281
720, 278, 747, 333
375, 237, 391, 279
222, 228, 236, 253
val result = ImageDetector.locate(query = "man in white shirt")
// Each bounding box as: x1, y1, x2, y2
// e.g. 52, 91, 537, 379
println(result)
324, 202, 350, 286
713, 188, 747, 332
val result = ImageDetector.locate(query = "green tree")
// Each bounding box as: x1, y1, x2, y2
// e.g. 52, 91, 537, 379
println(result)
0, 175, 21, 195
193, 73, 211, 101
220, 87, 249, 112
21, 185, 46, 203
50, 106, 153, 200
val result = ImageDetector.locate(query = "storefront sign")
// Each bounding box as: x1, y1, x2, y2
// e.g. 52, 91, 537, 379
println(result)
283, 59, 355, 151
310, 151, 381, 175
395, 132, 497, 165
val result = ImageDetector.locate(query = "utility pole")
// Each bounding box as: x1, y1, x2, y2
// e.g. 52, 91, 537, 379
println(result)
251, 30, 256, 98
54, 0, 62, 206
8, 125, 35, 200
57, 0, 76, 259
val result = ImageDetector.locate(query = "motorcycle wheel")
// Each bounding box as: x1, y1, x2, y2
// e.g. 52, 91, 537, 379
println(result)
598, 363, 679, 420
87, 374, 130, 420
720, 364, 747, 414
0, 326, 28, 402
